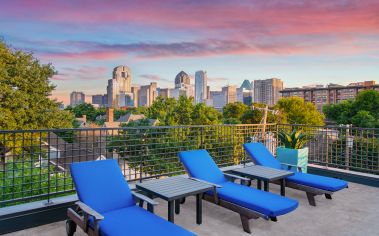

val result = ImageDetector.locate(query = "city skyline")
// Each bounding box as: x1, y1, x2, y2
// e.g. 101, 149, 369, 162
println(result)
1, 0, 378, 104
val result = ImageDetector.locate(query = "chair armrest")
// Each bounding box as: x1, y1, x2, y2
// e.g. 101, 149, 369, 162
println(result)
189, 177, 222, 188
224, 173, 250, 182
132, 192, 158, 206
189, 177, 221, 204
281, 163, 302, 172
76, 201, 104, 221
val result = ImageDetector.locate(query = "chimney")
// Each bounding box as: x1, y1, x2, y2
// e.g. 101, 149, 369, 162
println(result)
106, 108, 114, 123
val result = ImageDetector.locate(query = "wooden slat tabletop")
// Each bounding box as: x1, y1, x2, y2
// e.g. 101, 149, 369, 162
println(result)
136, 176, 214, 201
230, 165, 294, 181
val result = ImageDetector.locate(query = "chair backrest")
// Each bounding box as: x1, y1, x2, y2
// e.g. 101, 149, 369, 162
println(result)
244, 142, 281, 169
70, 159, 135, 214
179, 150, 227, 184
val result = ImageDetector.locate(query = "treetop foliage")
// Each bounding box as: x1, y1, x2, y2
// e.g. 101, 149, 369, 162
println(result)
275, 97, 325, 126
323, 90, 379, 128
0, 40, 73, 130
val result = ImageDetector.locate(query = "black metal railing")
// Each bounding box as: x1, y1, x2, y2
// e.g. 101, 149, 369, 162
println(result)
0, 123, 378, 207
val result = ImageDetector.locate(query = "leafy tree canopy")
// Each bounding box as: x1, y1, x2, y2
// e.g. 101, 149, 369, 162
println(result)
275, 97, 324, 126
0, 40, 73, 130
223, 102, 249, 121
323, 90, 379, 127
145, 96, 221, 125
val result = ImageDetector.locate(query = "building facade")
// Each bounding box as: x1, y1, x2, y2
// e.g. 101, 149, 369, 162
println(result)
254, 78, 283, 106
138, 82, 158, 107
195, 70, 208, 104
280, 81, 379, 111
222, 85, 237, 104
210, 91, 226, 110
70, 91, 85, 107
91, 94, 107, 107
107, 65, 132, 108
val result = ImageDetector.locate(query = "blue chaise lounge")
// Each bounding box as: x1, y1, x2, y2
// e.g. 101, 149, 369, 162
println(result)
67, 159, 196, 236
179, 150, 298, 234
244, 142, 348, 206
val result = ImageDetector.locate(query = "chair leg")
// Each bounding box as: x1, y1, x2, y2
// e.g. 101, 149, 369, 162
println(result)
325, 194, 332, 200
66, 219, 76, 236
240, 215, 251, 234
306, 192, 316, 206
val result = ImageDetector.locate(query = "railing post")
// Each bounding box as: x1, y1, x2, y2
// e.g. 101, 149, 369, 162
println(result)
345, 124, 351, 170
45, 131, 53, 206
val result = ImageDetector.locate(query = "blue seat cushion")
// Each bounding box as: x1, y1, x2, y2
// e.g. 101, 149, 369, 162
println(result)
98, 206, 196, 236
286, 172, 348, 192
244, 143, 282, 169
211, 182, 298, 217
179, 150, 228, 184
70, 160, 135, 214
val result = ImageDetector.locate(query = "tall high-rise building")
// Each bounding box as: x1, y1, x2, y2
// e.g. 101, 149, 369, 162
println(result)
254, 78, 283, 106
240, 80, 254, 105
175, 71, 191, 89
131, 85, 140, 107
172, 71, 194, 99
107, 65, 132, 108
92, 94, 107, 107
138, 82, 158, 107
70, 91, 85, 107
195, 70, 207, 104
222, 85, 237, 104
210, 91, 226, 110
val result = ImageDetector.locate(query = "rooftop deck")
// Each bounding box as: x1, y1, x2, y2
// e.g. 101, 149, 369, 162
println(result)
5, 182, 379, 236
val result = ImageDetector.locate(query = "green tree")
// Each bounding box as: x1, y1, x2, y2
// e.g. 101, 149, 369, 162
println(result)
351, 111, 376, 128
65, 103, 97, 121
223, 102, 249, 123
0, 40, 73, 130
0, 40, 74, 156
323, 100, 353, 124
276, 97, 324, 125
323, 90, 379, 127
192, 103, 222, 125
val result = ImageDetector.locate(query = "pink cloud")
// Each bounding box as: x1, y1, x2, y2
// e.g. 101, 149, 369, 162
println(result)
2, 0, 379, 60
42, 51, 124, 60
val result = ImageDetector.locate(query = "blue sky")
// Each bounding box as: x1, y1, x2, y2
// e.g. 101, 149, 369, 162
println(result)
1, 0, 378, 104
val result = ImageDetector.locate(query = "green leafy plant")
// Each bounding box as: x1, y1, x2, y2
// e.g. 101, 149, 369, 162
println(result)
278, 129, 308, 149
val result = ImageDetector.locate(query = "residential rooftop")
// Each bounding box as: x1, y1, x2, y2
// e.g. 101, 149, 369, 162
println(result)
4, 182, 379, 236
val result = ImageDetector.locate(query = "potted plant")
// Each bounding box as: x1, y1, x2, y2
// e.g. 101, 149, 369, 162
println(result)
277, 129, 309, 173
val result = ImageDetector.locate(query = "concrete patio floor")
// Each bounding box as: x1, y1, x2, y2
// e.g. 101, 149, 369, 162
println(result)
5, 182, 379, 236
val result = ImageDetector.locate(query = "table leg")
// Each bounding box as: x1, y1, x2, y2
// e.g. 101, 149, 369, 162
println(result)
257, 180, 262, 190
196, 194, 202, 225
280, 179, 286, 196
264, 181, 269, 192
175, 199, 180, 214
168, 201, 174, 223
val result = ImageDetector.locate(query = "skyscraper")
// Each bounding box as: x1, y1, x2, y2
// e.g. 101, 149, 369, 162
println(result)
240, 80, 254, 105
254, 78, 283, 106
107, 65, 132, 108
70, 91, 85, 107
172, 71, 194, 99
138, 82, 158, 107
195, 70, 207, 104
175, 71, 191, 89
222, 85, 237, 104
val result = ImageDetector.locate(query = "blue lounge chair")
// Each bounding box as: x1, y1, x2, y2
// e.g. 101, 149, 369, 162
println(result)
244, 142, 348, 206
67, 159, 195, 236
179, 150, 298, 233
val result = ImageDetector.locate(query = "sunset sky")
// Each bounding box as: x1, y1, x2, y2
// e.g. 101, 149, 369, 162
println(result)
1, 0, 378, 104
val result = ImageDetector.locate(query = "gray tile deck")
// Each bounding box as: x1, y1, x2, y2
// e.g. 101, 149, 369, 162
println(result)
5, 182, 379, 236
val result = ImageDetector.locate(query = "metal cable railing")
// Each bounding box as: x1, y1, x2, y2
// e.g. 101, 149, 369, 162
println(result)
0, 124, 378, 207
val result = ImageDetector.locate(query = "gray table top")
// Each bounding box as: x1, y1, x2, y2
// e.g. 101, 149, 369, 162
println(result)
136, 176, 214, 201
230, 165, 294, 181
